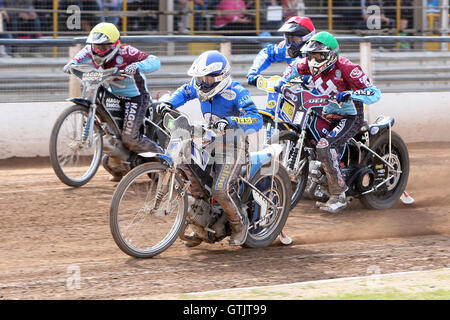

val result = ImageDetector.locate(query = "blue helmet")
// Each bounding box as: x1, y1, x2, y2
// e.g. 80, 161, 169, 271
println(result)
187, 50, 232, 102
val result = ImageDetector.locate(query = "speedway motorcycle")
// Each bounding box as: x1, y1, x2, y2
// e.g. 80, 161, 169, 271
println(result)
49, 65, 166, 187
109, 112, 292, 258
257, 76, 411, 210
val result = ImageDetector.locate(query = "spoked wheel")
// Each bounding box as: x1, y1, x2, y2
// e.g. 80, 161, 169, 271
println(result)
49, 104, 103, 187
269, 131, 308, 209
110, 163, 188, 258
241, 162, 292, 248
360, 131, 410, 209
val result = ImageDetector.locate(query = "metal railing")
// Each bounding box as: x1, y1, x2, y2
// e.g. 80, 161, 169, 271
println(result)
0, 35, 450, 102
0, 1, 448, 36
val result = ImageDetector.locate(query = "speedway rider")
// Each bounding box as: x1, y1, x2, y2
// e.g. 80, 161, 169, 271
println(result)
274, 32, 381, 213
156, 50, 263, 246
246, 16, 316, 88
63, 22, 163, 181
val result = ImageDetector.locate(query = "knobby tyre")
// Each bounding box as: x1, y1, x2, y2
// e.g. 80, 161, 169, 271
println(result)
49, 104, 103, 187
360, 131, 410, 209
242, 161, 292, 248
110, 162, 188, 258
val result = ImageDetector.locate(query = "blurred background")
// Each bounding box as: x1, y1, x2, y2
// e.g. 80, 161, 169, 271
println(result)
0, 0, 449, 102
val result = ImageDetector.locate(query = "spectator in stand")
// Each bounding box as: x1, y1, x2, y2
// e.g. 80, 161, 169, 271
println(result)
213, 0, 253, 34
384, 0, 412, 31
359, 0, 395, 29
0, 1, 13, 57
282, 0, 300, 19
82, 0, 104, 30
175, 0, 190, 33
59, 0, 103, 32
103, 0, 122, 26
33, 0, 52, 32
4, 0, 42, 56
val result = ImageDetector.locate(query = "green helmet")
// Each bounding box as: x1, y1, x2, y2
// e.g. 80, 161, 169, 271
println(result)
301, 32, 340, 76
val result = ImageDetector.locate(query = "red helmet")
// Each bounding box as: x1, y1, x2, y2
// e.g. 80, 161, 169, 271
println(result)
278, 16, 316, 58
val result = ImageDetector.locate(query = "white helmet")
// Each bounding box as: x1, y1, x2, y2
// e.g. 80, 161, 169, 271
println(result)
187, 50, 232, 102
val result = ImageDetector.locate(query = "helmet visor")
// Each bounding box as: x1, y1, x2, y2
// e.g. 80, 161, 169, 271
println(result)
195, 75, 216, 87
305, 52, 327, 63
92, 43, 113, 56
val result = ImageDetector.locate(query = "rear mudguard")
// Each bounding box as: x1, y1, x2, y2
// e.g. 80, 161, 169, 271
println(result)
368, 115, 395, 138
249, 143, 284, 179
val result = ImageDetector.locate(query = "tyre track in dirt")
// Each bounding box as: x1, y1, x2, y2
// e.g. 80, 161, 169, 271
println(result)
0, 143, 449, 299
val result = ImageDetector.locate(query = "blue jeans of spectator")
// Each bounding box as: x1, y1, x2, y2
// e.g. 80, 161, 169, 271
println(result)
104, 5, 121, 26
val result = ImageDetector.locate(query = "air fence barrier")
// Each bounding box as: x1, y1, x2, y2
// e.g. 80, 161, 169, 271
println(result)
0, 35, 450, 159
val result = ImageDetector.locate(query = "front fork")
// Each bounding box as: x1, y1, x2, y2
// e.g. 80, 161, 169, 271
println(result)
82, 104, 98, 147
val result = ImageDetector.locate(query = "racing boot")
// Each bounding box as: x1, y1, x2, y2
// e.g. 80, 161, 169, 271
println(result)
102, 155, 123, 182
318, 192, 348, 213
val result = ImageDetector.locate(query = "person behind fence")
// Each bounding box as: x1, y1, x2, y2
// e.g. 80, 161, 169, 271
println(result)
63, 22, 163, 181
274, 32, 381, 213
358, 0, 395, 30
156, 50, 263, 246
212, 0, 253, 34
0, 2, 13, 58
4, 0, 42, 56
246, 16, 315, 87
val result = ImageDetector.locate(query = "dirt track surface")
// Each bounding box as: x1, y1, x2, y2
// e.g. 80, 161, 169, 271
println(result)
0, 142, 449, 300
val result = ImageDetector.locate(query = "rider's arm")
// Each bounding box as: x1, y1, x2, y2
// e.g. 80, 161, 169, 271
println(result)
225, 88, 263, 134
71, 45, 91, 65
166, 79, 198, 109
247, 41, 291, 78
126, 46, 161, 73
341, 65, 381, 105
133, 55, 160, 73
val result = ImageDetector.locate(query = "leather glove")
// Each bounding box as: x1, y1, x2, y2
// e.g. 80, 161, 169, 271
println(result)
247, 73, 259, 87
273, 78, 287, 93
123, 63, 139, 75
301, 75, 315, 90
63, 62, 74, 74
156, 102, 172, 116
336, 91, 352, 103
213, 119, 229, 134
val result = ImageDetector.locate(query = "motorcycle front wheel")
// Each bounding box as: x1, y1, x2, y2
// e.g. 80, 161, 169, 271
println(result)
110, 162, 188, 258
49, 104, 103, 187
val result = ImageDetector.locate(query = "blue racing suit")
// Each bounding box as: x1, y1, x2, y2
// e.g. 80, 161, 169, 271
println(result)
246, 40, 294, 86
166, 78, 263, 234
167, 78, 263, 133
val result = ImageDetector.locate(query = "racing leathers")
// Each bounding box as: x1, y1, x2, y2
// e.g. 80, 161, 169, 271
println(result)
246, 40, 294, 86
165, 79, 263, 245
66, 44, 163, 155
281, 56, 381, 200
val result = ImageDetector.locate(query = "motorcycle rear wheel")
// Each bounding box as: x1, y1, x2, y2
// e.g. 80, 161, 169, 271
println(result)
110, 162, 188, 258
360, 131, 410, 210
268, 131, 308, 209
241, 161, 292, 248
49, 104, 103, 187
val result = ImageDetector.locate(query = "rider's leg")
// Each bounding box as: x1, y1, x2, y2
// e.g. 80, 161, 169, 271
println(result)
121, 95, 164, 154
212, 136, 248, 246
316, 114, 363, 213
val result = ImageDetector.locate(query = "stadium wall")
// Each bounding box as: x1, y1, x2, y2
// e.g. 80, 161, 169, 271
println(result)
0, 92, 449, 159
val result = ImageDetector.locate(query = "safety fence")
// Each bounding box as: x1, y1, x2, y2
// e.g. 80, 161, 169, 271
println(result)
0, 1, 448, 40
0, 35, 449, 103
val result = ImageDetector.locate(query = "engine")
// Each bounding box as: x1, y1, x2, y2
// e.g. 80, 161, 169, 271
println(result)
186, 197, 229, 243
